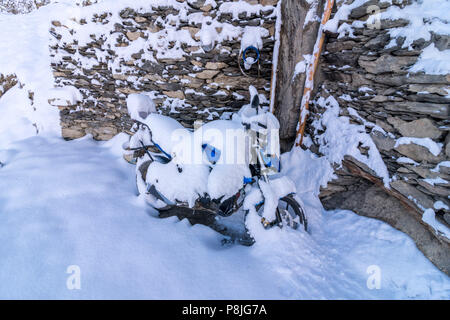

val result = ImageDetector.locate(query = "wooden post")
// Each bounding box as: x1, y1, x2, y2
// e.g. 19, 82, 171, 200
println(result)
295, 0, 335, 147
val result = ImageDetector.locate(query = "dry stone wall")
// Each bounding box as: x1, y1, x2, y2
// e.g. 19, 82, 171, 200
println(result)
0, 74, 18, 98
309, 0, 449, 272
49, 0, 278, 140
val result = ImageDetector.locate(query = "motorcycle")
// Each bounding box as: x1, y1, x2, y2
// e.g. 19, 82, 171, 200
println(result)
123, 87, 307, 245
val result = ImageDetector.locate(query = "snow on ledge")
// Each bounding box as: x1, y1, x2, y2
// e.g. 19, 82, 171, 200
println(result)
395, 137, 443, 157
422, 208, 450, 240
312, 95, 390, 187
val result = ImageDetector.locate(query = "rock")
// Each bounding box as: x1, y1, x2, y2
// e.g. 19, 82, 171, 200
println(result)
186, 0, 206, 9
352, 73, 373, 87
385, 102, 449, 120
200, 4, 212, 12
417, 180, 450, 197
390, 180, 435, 209
375, 119, 395, 133
143, 74, 165, 82
358, 55, 417, 74
370, 131, 396, 151
319, 183, 347, 198
53, 71, 66, 77
163, 90, 185, 99
379, 18, 410, 30
195, 70, 220, 79
407, 84, 450, 96
91, 126, 118, 140
407, 165, 444, 180
387, 117, 443, 140
433, 33, 450, 51
349, 0, 391, 19
62, 128, 85, 140
147, 23, 161, 33
370, 95, 389, 102
191, 60, 203, 68
185, 46, 200, 53
373, 74, 450, 86
205, 62, 227, 70
445, 133, 450, 158
397, 167, 412, 173
112, 74, 128, 80
214, 74, 266, 89
159, 57, 186, 63
181, 26, 200, 39
364, 33, 390, 50
182, 76, 204, 89
394, 143, 444, 164
260, 0, 278, 5
444, 213, 450, 225
134, 16, 147, 23
117, 87, 139, 94
51, 20, 61, 27
126, 31, 142, 41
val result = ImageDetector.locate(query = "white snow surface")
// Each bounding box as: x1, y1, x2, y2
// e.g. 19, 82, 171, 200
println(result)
0, 4, 67, 144
0, 135, 449, 299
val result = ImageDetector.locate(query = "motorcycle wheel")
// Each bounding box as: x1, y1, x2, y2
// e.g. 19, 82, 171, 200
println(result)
257, 194, 307, 232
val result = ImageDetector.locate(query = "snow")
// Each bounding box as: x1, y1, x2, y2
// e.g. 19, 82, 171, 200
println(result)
207, 164, 250, 200
47, 86, 82, 106
0, 84, 38, 149
240, 26, 267, 51
422, 209, 450, 239
0, 2, 67, 142
422, 177, 448, 186
397, 157, 419, 166
146, 158, 210, 207
383, 0, 450, 50
218, 0, 274, 20
140, 113, 187, 156
325, 0, 450, 75
323, 0, 370, 34
312, 96, 390, 187
434, 201, 449, 211
240, 26, 268, 70
258, 176, 297, 221
395, 137, 443, 157
431, 161, 450, 173
292, 60, 306, 80
409, 43, 450, 75
0, 135, 448, 298
347, 107, 386, 135
126, 93, 157, 121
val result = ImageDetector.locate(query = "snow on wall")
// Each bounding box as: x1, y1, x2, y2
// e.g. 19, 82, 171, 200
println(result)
49, 0, 278, 140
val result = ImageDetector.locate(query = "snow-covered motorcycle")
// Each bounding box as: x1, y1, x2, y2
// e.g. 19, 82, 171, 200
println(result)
123, 87, 307, 245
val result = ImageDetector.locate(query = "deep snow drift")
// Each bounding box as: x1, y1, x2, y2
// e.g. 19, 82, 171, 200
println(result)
0, 134, 448, 299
